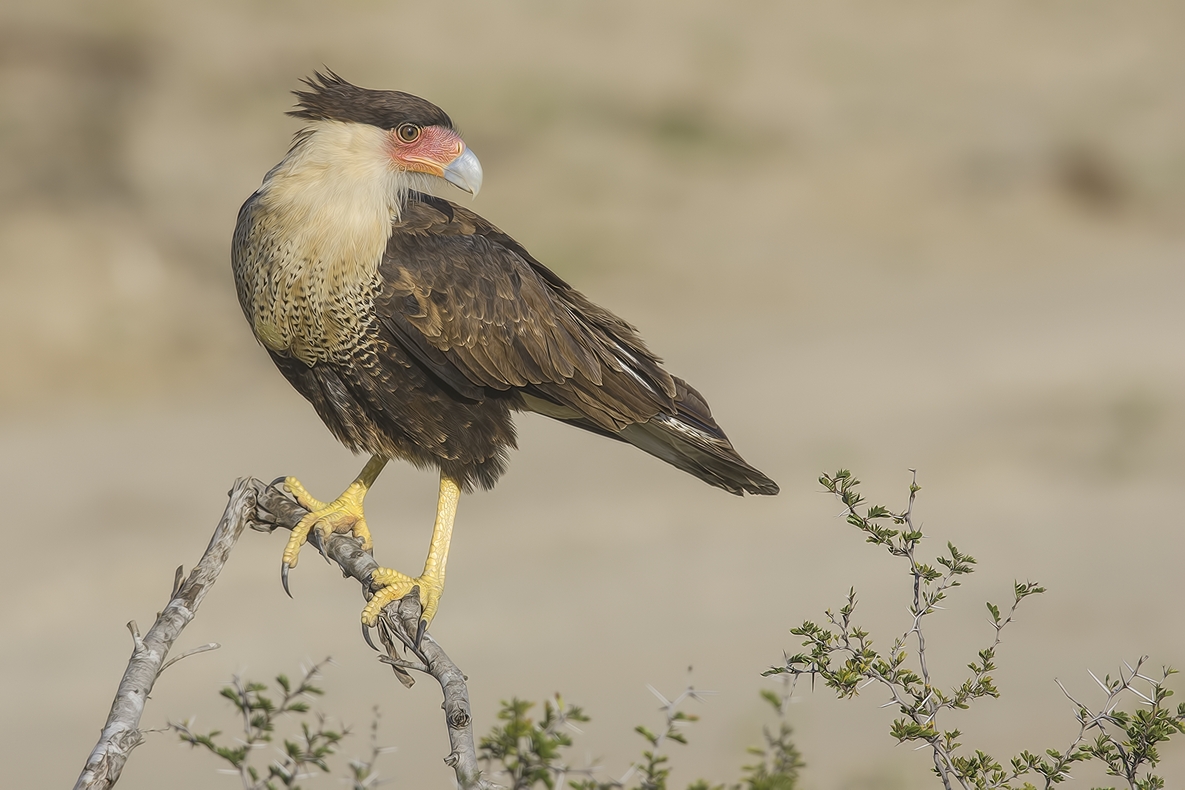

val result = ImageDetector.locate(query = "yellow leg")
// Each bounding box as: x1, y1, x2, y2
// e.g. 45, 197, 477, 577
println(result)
361, 471, 461, 640
282, 455, 388, 590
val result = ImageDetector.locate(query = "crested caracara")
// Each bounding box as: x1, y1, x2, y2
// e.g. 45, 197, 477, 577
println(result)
232, 72, 778, 643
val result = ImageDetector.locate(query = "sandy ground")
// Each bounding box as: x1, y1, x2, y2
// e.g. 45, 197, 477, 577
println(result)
2, 2, 1184, 788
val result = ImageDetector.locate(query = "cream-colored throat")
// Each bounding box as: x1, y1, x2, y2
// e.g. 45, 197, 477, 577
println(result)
261, 119, 406, 269
250, 120, 406, 363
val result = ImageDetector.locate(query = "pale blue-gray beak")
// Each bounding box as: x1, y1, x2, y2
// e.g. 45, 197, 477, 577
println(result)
442, 147, 483, 196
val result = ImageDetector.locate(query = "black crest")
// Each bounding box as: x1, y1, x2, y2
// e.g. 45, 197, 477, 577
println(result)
289, 71, 453, 131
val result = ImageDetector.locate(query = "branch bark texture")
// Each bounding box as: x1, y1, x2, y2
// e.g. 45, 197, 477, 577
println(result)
74, 479, 255, 790
76, 477, 488, 790
251, 479, 493, 790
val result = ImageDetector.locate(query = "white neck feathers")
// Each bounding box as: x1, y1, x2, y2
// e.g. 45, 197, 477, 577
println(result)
259, 120, 409, 272
242, 120, 414, 363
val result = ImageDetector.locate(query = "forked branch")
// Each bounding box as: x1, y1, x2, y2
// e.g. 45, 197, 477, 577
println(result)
249, 479, 493, 790
75, 478, 491, 790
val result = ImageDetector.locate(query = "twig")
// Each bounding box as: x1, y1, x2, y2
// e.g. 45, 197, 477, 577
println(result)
250, 478, 494, 790
73, 479, 255, 790
159, 642, 221, 674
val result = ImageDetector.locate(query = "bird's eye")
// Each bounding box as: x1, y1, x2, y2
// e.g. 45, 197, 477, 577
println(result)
396, 123, 421, 143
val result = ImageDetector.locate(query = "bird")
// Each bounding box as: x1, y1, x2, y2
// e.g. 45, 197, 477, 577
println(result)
232, 72, 778, 644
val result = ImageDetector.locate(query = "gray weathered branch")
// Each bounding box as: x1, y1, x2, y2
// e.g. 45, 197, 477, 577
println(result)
76, 477, 490, 790
74, 478, 255, 790
249, 479, 494, 790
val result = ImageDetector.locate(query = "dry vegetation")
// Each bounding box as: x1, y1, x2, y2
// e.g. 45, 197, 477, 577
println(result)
2, 2, 1183, 788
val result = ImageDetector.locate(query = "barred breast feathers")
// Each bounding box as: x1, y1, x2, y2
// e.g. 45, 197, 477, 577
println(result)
232, 120, 409, 365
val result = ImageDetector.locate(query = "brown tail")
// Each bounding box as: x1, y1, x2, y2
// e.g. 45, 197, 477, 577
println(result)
618, 377, 779, 496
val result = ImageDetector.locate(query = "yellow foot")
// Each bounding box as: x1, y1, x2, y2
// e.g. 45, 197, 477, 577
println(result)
281, 475, 375, 593
362, 566, 444, 640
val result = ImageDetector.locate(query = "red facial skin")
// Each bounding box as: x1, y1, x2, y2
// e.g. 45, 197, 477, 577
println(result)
388, 124, 466, 176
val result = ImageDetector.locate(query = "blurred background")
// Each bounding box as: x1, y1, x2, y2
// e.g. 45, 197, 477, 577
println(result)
2, 1, 1183, 787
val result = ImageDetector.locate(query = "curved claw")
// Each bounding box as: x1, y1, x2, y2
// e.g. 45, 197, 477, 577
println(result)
361, 621, 379, 652
414, 618, 427, 650
269, 476, 288, 489
281, 562, 293, 598
402, 623, 430, 666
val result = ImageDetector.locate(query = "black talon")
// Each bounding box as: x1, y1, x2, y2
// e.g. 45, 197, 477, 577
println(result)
414, 618, 427, 650
281, 562, 293, 598
269, 476, 287, 489
361, 621, 379, 652
387, 616, 429, 665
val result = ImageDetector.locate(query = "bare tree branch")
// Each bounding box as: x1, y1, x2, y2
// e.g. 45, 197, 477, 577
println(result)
74, 478, 255, 790
249, 479, 494, 790
76, 477, 490, 790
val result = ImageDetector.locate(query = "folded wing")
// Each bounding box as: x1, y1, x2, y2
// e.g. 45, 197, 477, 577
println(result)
374, 194, 778, 496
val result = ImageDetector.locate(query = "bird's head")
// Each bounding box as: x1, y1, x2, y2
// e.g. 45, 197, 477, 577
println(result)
283, 71, 483, 199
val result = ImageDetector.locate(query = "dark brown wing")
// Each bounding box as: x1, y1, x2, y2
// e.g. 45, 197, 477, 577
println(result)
375, 193, 778, 496
377, 194, 677, 431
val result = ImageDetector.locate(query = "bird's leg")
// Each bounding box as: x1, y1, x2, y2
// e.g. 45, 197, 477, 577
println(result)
282, 455, 389, 591
362, 471, 461, 643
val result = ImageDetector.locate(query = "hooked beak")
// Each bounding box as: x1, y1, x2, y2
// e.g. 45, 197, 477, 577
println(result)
442, 147, 483, 196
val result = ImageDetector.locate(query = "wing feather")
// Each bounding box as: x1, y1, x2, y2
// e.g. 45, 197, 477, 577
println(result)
376, 195, 674, 431
364, 193, 777, 495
